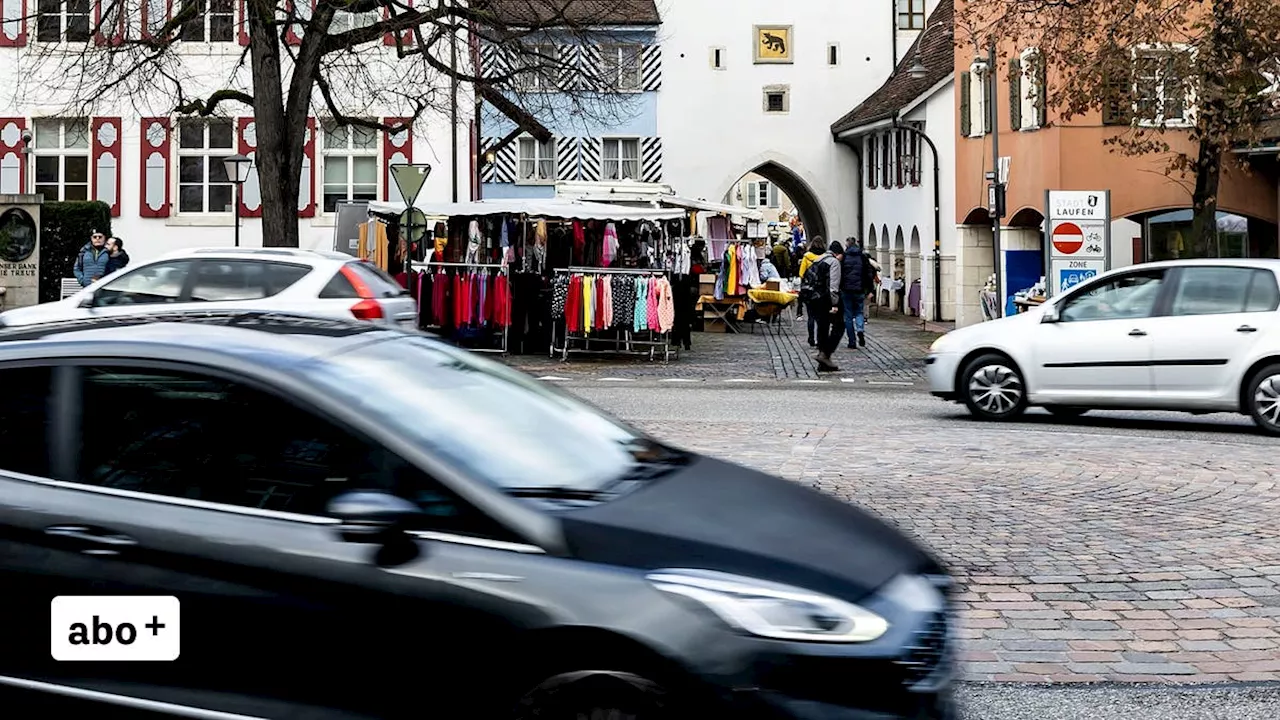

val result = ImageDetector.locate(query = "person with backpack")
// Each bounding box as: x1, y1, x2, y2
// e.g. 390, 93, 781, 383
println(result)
839, 237, 876, 349
796, 237, 826, 345
799, 238, 844, 372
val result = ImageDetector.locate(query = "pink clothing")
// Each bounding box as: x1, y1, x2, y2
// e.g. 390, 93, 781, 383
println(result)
656, 278, 675, 333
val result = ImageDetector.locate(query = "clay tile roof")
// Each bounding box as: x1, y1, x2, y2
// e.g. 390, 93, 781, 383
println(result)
831, 0, 954, 135
479, 0, 661, 27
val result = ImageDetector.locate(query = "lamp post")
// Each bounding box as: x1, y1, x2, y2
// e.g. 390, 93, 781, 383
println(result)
223, 154, 253, 248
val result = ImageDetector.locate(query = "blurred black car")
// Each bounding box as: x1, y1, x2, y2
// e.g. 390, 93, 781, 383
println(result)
0, 311, 953, 719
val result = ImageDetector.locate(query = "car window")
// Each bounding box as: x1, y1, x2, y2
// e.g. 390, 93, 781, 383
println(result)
1245, 270, 1280, 313
189, 261, 312, 302
0, 366, 53, 478
318, 270, 359, 299
1170, 267, 1259, 316
73, 366, 517, 541
1060, 271, 1166, 323
94, 261, 193, 307
346, 262, 408, 298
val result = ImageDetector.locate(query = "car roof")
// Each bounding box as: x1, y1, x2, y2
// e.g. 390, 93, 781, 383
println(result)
1126, 258, 1280, 271
0, 311, 406, 367
156, 247, 353, 265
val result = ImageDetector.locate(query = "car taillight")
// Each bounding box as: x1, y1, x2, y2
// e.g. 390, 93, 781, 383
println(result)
350, 299, 384, 320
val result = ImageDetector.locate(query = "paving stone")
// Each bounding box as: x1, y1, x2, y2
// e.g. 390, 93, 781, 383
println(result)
1109, 662, 1199, 675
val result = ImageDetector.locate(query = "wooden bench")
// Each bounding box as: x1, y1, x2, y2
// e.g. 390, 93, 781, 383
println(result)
60, 278, 81, 300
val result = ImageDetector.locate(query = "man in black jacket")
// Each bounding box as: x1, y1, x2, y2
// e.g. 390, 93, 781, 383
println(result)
839, 238, 875, 348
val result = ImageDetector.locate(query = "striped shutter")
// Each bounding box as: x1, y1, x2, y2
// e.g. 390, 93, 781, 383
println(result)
382, 117, 413, 202
236, 117, 263, 218
481, 40, 510, 80
139, 117, 172, 218
640, 44, 662, 91
960, 72, 971, 137
556, 137, 581, 181
298, 118, 316, 217
640, 137, 663, 183
0, 118, 25, 194
558, 44, 581, 91
579, 137, 603, 181
90, 117, 122, 216
1008, 58, 1022, 131
0, 0, 27, 46
480, 137, 498, 183
493, 140, 516, 183
580, 44, 604, 91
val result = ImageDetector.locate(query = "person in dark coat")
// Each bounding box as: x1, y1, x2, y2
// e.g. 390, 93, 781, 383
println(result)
839, 237, 875, 348
105, 237, 130, 276
73, 230, 110, 287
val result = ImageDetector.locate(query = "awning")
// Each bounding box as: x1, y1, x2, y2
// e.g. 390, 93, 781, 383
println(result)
656, 196, 764, 221
365, 198, 685, 221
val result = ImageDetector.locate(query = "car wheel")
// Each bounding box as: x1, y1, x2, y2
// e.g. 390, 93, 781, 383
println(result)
513, 671, 676, 720
1247, 363, 1280, 436
1045, 405, 1089, 419
961, 353, 1027, 421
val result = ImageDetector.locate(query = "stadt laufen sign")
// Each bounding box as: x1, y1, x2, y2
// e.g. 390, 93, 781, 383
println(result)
1045, 190, 1111, 297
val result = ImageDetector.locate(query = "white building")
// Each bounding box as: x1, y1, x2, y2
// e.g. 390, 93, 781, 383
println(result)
831, 0, 956, 322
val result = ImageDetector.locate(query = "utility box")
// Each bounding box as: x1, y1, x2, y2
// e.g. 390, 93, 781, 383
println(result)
0, 194, 42, 311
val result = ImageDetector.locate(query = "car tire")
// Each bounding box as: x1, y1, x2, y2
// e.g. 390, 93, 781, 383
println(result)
960, 353, 1028, 421
513, 671, 677, 720
1045, 405, 1089, 419
1247, 363, 1280, 436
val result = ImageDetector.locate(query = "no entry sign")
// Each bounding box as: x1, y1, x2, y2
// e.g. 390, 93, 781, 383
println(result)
1051, 222, 1084, 255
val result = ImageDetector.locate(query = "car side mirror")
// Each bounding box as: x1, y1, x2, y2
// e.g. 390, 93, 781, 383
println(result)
1041, 304, 1060, 323
327, 491, 424, 544
77, 292, 95, 309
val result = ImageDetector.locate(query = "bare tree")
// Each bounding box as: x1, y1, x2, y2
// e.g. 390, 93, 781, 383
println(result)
15, 0, 654, 246
962, 0, 1280, 249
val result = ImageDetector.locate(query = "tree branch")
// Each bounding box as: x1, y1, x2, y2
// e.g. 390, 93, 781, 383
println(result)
175, 89, 256, 116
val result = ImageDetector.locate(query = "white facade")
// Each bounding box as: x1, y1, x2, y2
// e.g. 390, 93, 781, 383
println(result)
656, 0, 919, 246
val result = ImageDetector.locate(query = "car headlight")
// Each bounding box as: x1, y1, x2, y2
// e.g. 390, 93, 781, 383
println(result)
647, 569, 889, 643
929, 335, 948, 353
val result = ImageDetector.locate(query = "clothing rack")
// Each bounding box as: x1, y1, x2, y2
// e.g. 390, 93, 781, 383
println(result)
411, 260, 510, 355
551, 267, 676, 362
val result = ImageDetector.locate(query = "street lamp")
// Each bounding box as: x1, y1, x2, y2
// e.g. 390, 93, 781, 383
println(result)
908, 56, 929, 79
223, 154, 253, 248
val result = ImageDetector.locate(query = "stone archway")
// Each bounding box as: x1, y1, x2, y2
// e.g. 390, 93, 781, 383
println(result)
867, 224, 879, 253
720, 158, 830, 244
907, 227, 922, 315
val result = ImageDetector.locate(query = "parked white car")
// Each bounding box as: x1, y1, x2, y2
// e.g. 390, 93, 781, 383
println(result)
926, 259, 1280, 434
0, 248, 417, 329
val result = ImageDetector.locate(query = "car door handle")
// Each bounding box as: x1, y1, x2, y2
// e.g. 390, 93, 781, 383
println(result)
1129, 329, 1147, 337
44, 525, 138, 556
1238, 325, 1259, 333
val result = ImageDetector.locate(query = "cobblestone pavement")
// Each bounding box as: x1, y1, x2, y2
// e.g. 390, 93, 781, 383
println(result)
507, 310, 938, 382
609, 410, 1280, 685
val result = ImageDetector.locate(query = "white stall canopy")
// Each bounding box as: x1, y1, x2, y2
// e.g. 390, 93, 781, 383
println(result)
366, 198, 685, 222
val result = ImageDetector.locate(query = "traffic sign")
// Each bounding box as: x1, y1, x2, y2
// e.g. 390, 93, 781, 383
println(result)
390, 163, 432, 206
1051, 222, 1084, 255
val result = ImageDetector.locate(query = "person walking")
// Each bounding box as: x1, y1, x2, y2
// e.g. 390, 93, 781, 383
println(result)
73, 230, 111, 288
105, 237, 130, 276
796, 237, 826, 346
799, 239, 844, 372
771, 236, 793, 280
839, 237, 876, 349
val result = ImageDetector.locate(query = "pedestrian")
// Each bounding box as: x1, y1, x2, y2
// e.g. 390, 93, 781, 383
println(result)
771, 236, 793, 280
759, 256, 780, 282
105, 237, 130, 276
73, 229, 111, 288
839, 237, 876, 349
796, 237, 826, 345
799, 238, 844, 372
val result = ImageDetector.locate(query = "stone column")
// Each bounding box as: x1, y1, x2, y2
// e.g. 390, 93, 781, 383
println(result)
954, 224, 994, 328
922, 253, 957, 322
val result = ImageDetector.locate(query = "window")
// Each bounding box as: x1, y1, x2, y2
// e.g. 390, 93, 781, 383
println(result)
710, 46, 725, 70
329, 8, 377, 34
517, 136, 557, 183
188, 261, 312, 302
36, 0, 90, 42
319, 271, 359, 299
321, 120, 378, 213
1060, 271, 1166, 322
33, 118, 89, 202
745, 180, 779, 209
600, 44, 642, 92
93, 260, 194, 307
73, 366, 519, 541
178, 119, 235, 213
828, 43, 840, 67
866, 135, 878, 189
0, 366, 54, 478
179, 0, 235, 42
518, 44, 560, 91
906, 122, 923, 185
1134, 47, 1191, 126
967, 62, 989, 137
897, 0, 925, 30
763, 86, 790, 114
602, 137, 640, 181
1171, 267, 1279, 316
1018, 49, 1044, 130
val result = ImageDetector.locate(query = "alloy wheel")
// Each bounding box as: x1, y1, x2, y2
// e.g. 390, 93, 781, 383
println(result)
1253, 373, 1280, 429
968, 364, 1024, 416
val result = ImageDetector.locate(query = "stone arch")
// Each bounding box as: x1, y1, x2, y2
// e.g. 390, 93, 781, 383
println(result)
962, 207, 992, 225
718, 153, 830, 243
907, 227, 923, 315
1007, 207, 1045, 229
877, 224, 892, 307
867, 224, 878, 252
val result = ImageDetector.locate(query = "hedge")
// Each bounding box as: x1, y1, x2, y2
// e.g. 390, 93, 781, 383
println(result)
39, 202, 112, 303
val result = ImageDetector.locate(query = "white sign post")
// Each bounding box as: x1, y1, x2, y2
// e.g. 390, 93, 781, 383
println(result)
1045, 190, 1110, 297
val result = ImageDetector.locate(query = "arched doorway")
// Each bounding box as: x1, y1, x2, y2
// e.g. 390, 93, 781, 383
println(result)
908, 227, 922, 316
867, 225, 878, 255
878, 224, 891, 306
722, 161, 829, 246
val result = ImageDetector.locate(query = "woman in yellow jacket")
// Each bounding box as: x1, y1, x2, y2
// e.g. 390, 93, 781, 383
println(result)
796, 240, 825, 346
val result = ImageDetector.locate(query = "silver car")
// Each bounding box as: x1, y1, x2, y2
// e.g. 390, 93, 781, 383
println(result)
0, 248, 417, 328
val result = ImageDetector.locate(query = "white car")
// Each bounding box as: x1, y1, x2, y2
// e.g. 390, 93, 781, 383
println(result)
926, 259, 1280, 434
0, 248, 418, 329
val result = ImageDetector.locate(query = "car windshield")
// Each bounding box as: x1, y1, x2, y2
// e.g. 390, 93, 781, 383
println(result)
300, 335, 681, 493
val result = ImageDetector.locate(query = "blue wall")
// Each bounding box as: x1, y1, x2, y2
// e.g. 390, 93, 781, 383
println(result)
481, 92, 658, 138
483, 183, 556, 199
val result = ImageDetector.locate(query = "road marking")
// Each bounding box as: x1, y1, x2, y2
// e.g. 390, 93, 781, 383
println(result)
537, 376, 570, 381
724, 378, 762, 383
796, 380, 830, 384
866, 380, 915, 386
660, 378, 701, 383
599, 377, 637, 382
840, 378, 861, 383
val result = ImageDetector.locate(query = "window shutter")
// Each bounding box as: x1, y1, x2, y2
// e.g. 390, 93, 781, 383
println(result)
746, 182, 758, 208
579, 44, 604, 92
480, 137, 497, 183
94, 0, 126, 45
557, 44, 580, 91
640, 136, 662, 183
1102, 70, 1131, 126
0, 0, 27, 46
298, 117, 316, 217
866, 136, 876, 189
882, 132, 892, 187
895, 129, 905, 188
90, 117, 122, 217
556, 137, 581, 181
236, 117, 262, 218
238, 0, 249, 45
0, 118, 25, 194
1036, 56, 1048, 127
580, 137, 602, 181
960, 72, 971, 136
139, 117, 172, 218
1008, 58, 1022, 131
911, 131, 922, 186
140, 0, 172, 40
285, 0, 313, 46
382, 117, 413, 202
768, 183, 779, 208
383, 0, 413, 47
640, 44, 662, 91
982, 74, 992, 134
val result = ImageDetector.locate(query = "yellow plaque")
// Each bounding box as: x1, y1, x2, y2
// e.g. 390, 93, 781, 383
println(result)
754, 26, 793, 64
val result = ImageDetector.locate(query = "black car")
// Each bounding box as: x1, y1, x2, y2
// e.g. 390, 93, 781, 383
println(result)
0, 311, 954, 719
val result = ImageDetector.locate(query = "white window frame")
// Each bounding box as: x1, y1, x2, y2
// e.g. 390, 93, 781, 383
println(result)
601, 137, 640, 181
1018, 47, 1043, 131
178, 0, 237, 43
968, 60, 989, 138
35, 0, 91, 43
517, 44, 560, 92
328, 8, 378, 34
1133, 44, 1196, 129
516, 135, 557, 184
320, 119, 380, 215
897, 0, 925, 31
176, 118, 236, 215
710, 46, 726, 70
601, 44, 643, 92
31, 117, 90, 202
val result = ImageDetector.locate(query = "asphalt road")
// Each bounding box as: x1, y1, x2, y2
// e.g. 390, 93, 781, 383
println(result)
956, 682, 1280, 720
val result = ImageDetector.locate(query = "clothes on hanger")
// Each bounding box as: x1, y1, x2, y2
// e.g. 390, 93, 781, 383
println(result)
552, 272, 675, 336
415, 266, 511, 332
